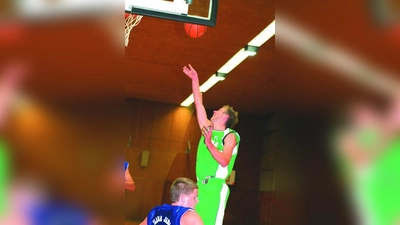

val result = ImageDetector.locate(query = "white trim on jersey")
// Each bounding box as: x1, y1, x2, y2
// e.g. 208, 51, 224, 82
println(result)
215, 183, 229, 225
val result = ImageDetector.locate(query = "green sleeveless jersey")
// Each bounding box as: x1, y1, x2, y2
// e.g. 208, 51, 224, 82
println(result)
196, 128, 240, 180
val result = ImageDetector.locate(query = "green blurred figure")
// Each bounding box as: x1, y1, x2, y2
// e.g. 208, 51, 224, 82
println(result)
334, 93, 400, 225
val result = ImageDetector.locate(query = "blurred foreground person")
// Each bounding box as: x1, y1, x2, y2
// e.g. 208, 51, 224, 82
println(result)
0, 60, 27, 221
334, 93, 400, 225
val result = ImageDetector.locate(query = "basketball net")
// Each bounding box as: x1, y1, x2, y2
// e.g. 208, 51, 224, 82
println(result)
125, 14, 143, 47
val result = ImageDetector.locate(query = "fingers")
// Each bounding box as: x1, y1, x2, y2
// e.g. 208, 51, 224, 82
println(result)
183, 65, 190, 72
201, 126, 206, 136
201, 126, 211, 136
183, 64, 194, 71
201, 126, 205, 136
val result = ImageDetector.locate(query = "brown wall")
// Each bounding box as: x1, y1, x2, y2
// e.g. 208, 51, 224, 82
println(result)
224, 107, 266, 225
125, 98, 266, 224
125, 98, 200, 220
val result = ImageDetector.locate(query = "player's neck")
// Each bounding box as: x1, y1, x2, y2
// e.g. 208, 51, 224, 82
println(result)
213, 123, 226, 131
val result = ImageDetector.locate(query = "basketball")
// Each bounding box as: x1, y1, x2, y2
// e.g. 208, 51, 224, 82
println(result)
184, 23, 207, 38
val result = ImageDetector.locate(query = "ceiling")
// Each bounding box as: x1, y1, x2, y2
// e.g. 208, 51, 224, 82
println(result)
124, 0, 400, 117
125, 0, 276, 116
5, 0, 400, 117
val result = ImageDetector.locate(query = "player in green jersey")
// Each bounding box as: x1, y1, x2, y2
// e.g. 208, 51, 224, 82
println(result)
183, 64, 240, 225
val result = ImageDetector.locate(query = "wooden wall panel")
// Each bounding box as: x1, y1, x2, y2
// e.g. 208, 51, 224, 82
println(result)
259, 191, 276, 225
133, 138, 150, 153
133, 99, 154, 139
149, 139, 170, 153
125, 178, 145, 219
142, 179, 165, 216
125, 98, 197, 221
170, 107, 194, 143
149, 103, 175, 140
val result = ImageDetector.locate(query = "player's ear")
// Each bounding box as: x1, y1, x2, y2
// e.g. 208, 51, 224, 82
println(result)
182, 195, 189, 205
179, 194, 187, 204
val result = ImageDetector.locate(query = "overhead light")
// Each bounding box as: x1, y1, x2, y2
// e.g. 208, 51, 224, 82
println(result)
248, 20, 275, 47
218, 49, 249, 74
244, 45, 258, 56
180, 73, 226, 106
181, 94, 194, 107
215, 72, 227, 80
199, 74, 222, 92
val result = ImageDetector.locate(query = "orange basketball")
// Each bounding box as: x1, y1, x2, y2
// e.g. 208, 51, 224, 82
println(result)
184, 23, 207, 38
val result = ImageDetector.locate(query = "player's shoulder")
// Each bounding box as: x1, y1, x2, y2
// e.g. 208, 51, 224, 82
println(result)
226, 128, 239, 136
225, 128, 240, 141
180, 210, 203, 225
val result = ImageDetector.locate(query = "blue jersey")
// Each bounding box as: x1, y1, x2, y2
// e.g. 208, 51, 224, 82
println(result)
147, 204, 192, 225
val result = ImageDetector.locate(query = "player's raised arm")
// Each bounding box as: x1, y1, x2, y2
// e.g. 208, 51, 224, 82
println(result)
183, 64, 212, 129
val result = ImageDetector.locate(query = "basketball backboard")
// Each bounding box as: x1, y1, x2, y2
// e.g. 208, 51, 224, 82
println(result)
125, 0, 219, 26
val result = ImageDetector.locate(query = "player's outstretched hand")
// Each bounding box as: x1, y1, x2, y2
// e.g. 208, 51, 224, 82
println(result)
183, 64, 198, 80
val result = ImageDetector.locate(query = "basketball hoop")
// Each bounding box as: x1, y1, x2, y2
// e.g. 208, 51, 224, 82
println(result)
125, 13, 143, 47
